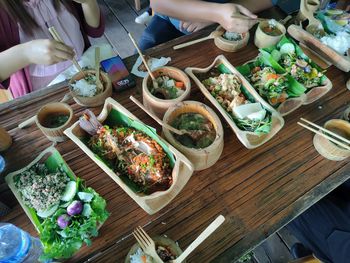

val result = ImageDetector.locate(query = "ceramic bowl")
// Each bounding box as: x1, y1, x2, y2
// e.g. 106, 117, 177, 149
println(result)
125, 236, 183, 263
0, 126, 12, 152
162, 101, 224, 171
254, 20, 286, 48
214, 26, 250, 52
142, 66, 191, 118
36, 102, 74, 142
69, 69, 112, 107
313, 119, 350, 161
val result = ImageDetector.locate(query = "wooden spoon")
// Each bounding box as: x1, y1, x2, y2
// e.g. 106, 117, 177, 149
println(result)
171, 215, 225, 263
95, 47, 104, 93
129, 96, 186, 136
173, 29, 224, 50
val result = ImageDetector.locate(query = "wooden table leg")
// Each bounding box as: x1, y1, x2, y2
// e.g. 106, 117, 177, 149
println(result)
135, 0, 141, 11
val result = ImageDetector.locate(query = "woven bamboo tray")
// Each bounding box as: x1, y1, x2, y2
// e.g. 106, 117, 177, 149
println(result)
185, 55, 285, 149
64, 97, 194, 215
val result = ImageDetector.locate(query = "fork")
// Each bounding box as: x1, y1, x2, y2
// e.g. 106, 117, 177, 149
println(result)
133, 226, 164, 263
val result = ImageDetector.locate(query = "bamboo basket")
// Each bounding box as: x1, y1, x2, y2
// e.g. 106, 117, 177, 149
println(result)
69, 69, 112, 107
288, 25, 350, 72
64, 97, 194, 215
254, 21, 286, 49
185, 55, 285, 149
162, 101, 224, 171
213, 26, 250, 53
313, 119, 350, 161
142, 66, 191, 118
36, 102, 75, 142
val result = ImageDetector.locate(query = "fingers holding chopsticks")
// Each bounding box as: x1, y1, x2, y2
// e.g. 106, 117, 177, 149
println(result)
24, 39, 75, 65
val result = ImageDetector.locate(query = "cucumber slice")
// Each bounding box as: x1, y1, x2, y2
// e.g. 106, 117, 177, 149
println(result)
280, 43, 295, 55
82, 204, 92, 217
78, 192, 94, 203
61, 181, 77, 202
271, 49, 281, 62
37, 204, 59, 218
326, 9, 343, 16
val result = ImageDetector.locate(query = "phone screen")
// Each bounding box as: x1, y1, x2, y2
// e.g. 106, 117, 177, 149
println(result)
100, 56, 135, 91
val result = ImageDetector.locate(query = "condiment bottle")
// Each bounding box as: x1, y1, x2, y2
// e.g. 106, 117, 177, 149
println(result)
0, 126, 12, 151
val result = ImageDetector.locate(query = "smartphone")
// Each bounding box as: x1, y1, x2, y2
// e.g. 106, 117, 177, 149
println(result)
100, 56, 135, 91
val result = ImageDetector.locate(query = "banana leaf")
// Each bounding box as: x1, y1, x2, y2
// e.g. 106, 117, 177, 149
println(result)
236, 57, 306, 98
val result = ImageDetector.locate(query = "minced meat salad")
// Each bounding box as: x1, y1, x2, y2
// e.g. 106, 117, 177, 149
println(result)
14, 163, 69, 212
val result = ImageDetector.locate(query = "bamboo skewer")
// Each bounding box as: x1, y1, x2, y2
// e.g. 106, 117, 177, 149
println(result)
128, 32, 155, 80
128, 32, 160, 90
48, 26, 84, 75
298, 119, 350, 151
129, 96, 186, 136
94, 47, 103, 93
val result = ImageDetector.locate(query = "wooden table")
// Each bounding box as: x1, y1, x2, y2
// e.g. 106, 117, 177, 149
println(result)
1, 8, 350, 263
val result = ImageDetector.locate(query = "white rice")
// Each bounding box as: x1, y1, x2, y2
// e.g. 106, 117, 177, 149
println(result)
321, 31, 350, 55
71, 77, 97, 97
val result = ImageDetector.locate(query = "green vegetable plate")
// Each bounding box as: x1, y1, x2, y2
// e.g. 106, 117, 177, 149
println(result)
5, 146, 109, 261
64, 97, 194, 215
260, 36, 332, 105
185, 55, 285, 149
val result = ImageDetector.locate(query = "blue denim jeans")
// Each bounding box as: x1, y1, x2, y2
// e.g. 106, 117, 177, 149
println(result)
138, 0, 278, 51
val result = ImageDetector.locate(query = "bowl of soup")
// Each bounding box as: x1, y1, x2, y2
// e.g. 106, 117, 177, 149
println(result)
142, 66, 191, 118
162, 101, 224, 171
313, 119, 350, 161
36, 102, 75, 142
214, 26, 250, 52
254, 19, 286, 48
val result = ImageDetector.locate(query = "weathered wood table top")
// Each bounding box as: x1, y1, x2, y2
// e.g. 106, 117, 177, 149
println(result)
1, 7, 350, 263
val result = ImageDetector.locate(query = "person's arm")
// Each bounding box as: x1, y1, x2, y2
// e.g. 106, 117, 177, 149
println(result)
151, 0, 258, 33
74, 0, 101, 28
0, 40, 74, 82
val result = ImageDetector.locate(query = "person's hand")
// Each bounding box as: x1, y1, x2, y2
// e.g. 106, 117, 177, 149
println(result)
216, 3, 258, 33
179, 21, 214, 33
23, 39, 75, 65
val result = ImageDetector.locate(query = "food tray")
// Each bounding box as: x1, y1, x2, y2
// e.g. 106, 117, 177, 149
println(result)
185, 55, 285, 149
260, 36, 333, 106
5, 146, 108, 260
5, 147, 78, 231
288, 25, 350, 72
64, 97, 194, 215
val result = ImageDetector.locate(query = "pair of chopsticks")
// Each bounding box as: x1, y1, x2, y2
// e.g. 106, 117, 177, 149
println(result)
298, 118, 350, 150
231, 15, 269, 22
48, 26, 84, 75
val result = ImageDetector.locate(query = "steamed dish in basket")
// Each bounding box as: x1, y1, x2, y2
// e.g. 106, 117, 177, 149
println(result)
149, 75, 185, 100
201, 65, 272, 135
171, 113, 216, 149
79, 110, 173, 195
70, 71, 102, 97
261, 19, 283, 36
222, 31, 244, 41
